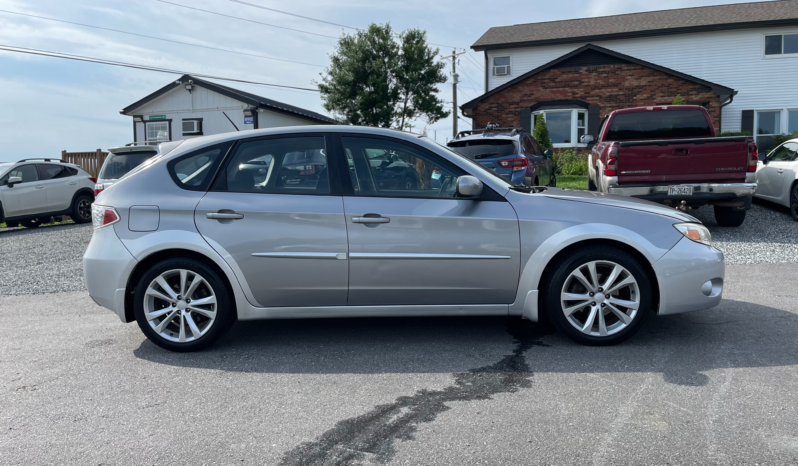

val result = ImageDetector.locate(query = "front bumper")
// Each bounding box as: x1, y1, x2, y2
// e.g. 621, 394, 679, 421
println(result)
654, 237, 725, 316
83, 225, 138, 322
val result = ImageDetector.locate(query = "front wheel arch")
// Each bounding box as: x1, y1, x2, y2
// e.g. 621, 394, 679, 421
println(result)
124, 249, 237, 323
537, 239, 660, 317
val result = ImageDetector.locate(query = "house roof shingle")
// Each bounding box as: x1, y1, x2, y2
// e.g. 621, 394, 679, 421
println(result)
472, 0, 798, 51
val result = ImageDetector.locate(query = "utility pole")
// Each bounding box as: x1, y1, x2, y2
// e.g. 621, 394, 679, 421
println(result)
440, 49, 465, 138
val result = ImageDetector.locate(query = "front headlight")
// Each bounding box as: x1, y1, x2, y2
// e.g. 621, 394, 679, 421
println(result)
673, 223, 711, 246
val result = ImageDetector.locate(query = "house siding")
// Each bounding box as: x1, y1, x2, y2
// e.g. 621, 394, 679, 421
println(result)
473, 63, 721, 136
485, 26, 798, 132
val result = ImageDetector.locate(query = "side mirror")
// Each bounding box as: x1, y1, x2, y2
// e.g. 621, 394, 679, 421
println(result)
7, 176, 21, 188
580, 135, 594, 144
456, 175, 483, 198
543, 149, 553, 157
759, 156, 767, 165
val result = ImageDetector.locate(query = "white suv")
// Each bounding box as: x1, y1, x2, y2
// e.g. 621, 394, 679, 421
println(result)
0, 158, 96, 228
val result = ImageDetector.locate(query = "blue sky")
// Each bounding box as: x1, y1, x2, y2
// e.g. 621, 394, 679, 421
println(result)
0, 0, 760, 162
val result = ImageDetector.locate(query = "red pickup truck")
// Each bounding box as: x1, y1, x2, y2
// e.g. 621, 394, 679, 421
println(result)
586, 105, 758, 226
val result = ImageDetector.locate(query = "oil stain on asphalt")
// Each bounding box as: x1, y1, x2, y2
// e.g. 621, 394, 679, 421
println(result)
279, 320, 554, 465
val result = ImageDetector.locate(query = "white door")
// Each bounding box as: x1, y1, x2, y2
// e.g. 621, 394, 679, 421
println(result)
0, 164, 47, 217
758, 142, 798, 201
37, 164, 76, 211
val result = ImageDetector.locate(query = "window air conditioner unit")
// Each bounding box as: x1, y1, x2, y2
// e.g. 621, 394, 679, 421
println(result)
493, 65, 510, 76
182, 120, 201, 134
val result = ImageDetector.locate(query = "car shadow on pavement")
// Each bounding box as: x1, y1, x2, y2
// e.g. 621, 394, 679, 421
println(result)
133, 298, 798, 387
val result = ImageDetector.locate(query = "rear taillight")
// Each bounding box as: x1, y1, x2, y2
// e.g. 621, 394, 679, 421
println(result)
94, 183, 104, 197
91, 204, 119, 230
748, 142, 759, 172
605, 143, 618, 176
498, 157, 529, 171
89, 177, 97, 183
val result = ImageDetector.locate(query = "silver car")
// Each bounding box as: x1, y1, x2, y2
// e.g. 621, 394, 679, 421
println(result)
83, 126, 724, 352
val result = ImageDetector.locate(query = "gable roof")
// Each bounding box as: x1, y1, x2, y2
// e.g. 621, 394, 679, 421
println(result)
460, 44, 736, 111
121, 74, 337, 124
472, 0, 798, 51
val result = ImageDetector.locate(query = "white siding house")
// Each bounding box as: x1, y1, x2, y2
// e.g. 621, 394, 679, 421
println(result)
122, 75, 336, 145
467, 0, 798, 153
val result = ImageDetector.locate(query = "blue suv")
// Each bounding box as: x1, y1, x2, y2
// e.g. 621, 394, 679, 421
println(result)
447, 126, 555, 187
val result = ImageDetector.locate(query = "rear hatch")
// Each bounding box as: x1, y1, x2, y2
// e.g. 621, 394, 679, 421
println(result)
447, 138, 520, 178
607, 109, 750, 184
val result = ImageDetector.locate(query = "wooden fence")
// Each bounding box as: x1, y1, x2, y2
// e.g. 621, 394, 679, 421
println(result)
62, 149, 108, 178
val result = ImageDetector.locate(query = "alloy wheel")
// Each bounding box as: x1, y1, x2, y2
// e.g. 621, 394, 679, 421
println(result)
792, 185, 798, 220
560, 260, 640, 337
143, 269, 218, 343
78, 199, 92, 220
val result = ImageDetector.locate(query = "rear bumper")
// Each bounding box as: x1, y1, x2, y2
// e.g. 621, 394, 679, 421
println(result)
654, 237, 725, 316
606, 179, 756, 203
83, 226, 138, 322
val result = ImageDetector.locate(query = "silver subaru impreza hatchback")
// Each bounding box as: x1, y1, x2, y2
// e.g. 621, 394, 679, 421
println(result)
84, 126, 724, 352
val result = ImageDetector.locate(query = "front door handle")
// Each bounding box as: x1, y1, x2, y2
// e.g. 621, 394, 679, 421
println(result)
207, 212, 244, 220
352, 216, 390, 224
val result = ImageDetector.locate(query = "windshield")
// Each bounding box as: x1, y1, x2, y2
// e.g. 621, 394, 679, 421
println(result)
99, 151, 158, 180
447, 139, 518, 160
606, 110, 712, 140
421, 136, 513, 188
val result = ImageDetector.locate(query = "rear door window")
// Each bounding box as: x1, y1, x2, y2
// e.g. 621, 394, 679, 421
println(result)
447, 139, 519, 160
37, 164, 72, 180
606, 110, 712, 140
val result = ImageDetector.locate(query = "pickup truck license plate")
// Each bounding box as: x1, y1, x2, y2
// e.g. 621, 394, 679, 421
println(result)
668, 185, 693, 196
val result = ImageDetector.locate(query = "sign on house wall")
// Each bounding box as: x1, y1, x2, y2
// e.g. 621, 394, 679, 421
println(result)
148, 115, 167, 121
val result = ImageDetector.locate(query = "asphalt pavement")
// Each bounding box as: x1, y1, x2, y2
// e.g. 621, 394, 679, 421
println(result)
2, 262, 798, 465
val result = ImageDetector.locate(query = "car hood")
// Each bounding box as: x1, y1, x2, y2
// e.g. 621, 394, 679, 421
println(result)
541, 188, 699, 223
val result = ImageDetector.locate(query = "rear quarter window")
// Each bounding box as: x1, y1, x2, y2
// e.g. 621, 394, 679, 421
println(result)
607, 110, 712, 140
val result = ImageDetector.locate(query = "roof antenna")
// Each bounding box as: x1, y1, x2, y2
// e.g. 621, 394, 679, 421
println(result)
223, 111, 240, 131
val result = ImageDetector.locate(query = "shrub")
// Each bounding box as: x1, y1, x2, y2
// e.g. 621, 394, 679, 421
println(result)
719, 131, 752, 137
533, 116, 552, 150
672, 94, 686, 105
552, 149, 588, 176
773, 131, 798, 148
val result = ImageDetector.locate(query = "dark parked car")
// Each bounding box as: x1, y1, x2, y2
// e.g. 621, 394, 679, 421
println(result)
447, 126, 555, 187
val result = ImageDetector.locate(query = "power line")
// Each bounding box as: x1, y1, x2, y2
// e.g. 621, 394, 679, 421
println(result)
463, 52, 484, 71
0, 9, 324, 67
156, 0, 339, 39
0, 45, 320, 91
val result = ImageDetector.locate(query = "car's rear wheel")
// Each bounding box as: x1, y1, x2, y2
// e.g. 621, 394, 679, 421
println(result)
19, 219, 41, 228
790, 183, 798, 222
588, 175, 597, 192
71, 194, 93, 224
134, 258, 235, 352
714, 206, 746, 227
543, 246, 652, 346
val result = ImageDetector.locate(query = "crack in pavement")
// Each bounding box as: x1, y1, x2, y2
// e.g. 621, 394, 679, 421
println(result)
279, 320, 554, 465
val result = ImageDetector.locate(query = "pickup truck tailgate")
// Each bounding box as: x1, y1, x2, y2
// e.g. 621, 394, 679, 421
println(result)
617, 136, 749, 185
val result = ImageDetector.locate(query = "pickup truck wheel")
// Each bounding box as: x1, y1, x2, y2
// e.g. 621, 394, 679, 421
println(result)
790, 183, 798, 221
543, 246, 652, 346
714, 206, 746, 227
19, 219, 41, 228
549, 173, 557, 187
70, 194, 93, 224
588, 176, 597, 192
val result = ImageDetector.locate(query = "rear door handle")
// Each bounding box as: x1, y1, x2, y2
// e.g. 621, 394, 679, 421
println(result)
68, 181, 77, 185
352, 216, 390, 224
777, 169, 784, 174
207, 212, 244, 220
35, 185, 44, 189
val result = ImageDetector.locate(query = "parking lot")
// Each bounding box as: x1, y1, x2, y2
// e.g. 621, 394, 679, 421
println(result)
1, 201, 797, 464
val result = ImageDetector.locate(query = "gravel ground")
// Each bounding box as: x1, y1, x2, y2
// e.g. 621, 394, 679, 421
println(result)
692, 200, 798, 265
0, 200, 794, 296
0, 223, 92, 295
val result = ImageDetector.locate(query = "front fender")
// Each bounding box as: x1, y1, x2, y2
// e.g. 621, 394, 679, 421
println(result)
510, 223, 673, 321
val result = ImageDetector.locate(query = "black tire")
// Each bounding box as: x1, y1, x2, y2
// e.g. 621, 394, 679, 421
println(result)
134, 258, 235, 352
19, 219, 41, 228
542, 245, 653, 346
588, 175, 597, 192
714, 206, 746, 227
4, 220, 19, 228
549, 173, 557, 187
790, 183, 798, 222
533, 177, 539, 187
71, 194, 93, 224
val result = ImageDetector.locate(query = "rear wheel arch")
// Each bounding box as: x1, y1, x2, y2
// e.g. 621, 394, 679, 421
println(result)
124, 248, 238, 323
70, 188, 94, 205
536, 238, 660, 316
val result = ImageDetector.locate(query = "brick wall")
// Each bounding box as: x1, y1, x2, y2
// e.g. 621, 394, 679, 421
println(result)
471, 63, 722, 134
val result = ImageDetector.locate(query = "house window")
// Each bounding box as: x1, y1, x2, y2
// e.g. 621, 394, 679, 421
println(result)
756, 110, 781, 155
492, 56, 511, 76
789, 110, 798, 134
146, 121, 169, 143
533, 109, 588, 148
764, 34, 798, 56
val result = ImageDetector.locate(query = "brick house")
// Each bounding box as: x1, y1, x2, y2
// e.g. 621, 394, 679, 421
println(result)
461, 0, 798, 154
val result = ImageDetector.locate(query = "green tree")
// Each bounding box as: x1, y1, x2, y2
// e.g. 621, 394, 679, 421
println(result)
533, 115, 552, 150
317, 23, 448, 129
672, 94, 686, 105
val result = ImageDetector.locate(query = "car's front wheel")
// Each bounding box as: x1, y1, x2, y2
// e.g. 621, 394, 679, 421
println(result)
134, 258, 235, 352
543, 246, 652, 346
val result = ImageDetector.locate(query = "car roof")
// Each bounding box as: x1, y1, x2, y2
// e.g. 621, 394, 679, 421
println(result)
613, 105, 705, 115
450, 133, 519, 143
